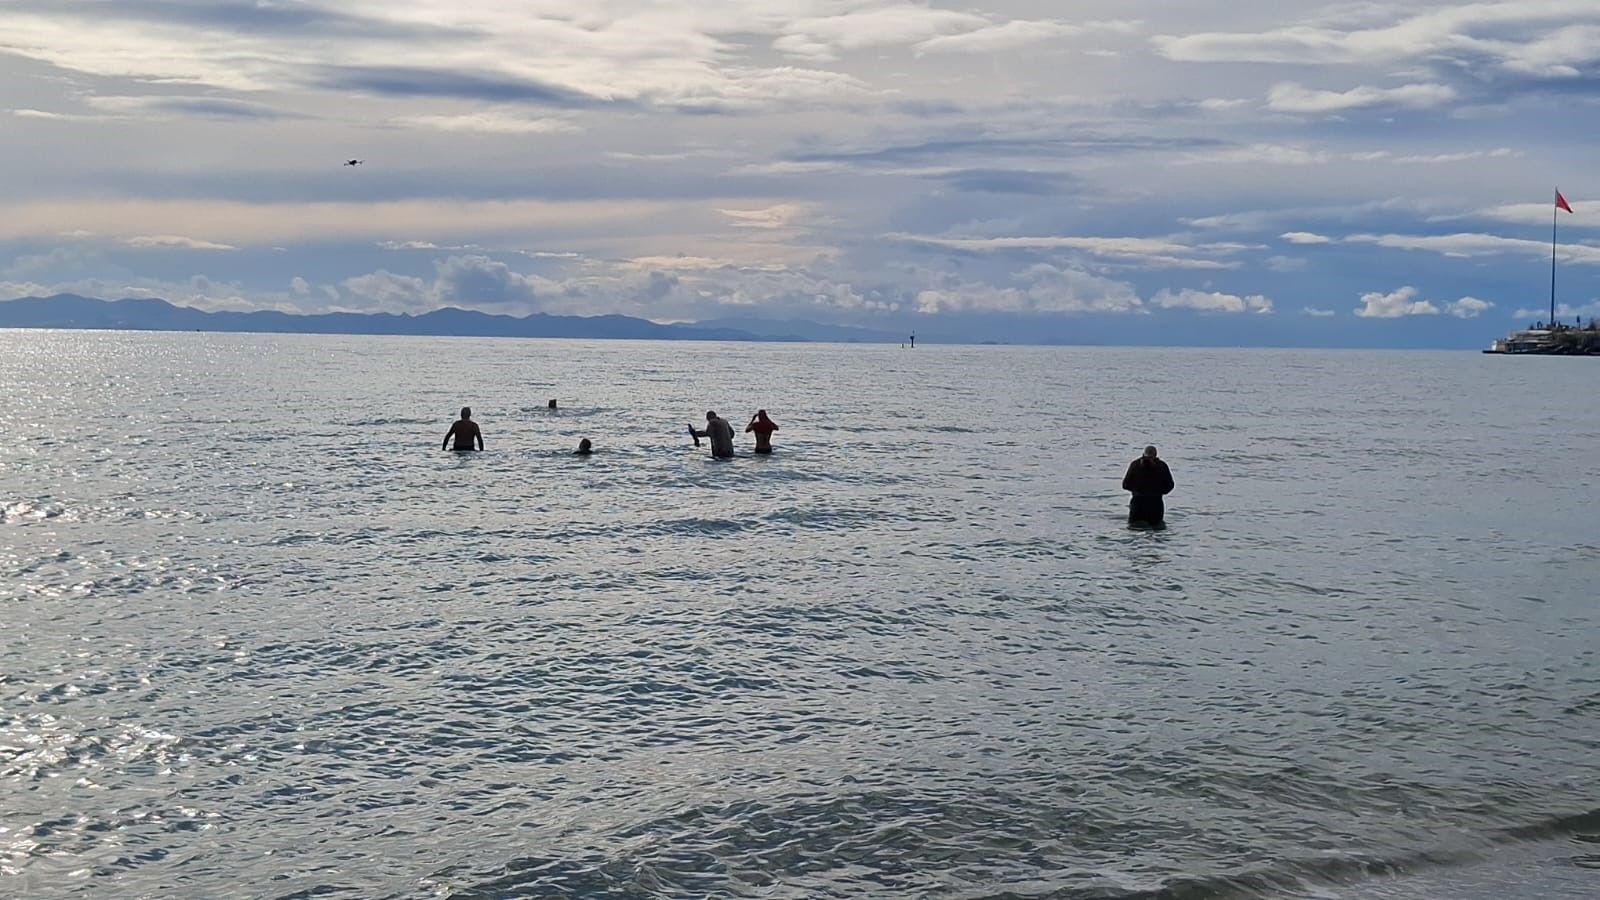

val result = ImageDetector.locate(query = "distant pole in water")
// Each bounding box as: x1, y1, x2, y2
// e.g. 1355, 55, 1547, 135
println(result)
1553, 189, 1572, 326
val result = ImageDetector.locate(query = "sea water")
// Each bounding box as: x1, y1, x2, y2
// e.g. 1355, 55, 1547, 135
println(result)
2, 329, 1598, 899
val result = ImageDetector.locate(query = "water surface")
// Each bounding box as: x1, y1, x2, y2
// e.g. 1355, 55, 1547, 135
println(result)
3, 331, 1598, 898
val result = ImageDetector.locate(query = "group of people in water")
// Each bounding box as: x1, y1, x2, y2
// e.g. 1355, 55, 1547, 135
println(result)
443, 405, 1174, 528
440, 406, 781, 459
690, 410, 778, 458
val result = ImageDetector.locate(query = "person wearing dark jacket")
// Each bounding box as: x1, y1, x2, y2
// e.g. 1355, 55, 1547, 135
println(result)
1122, 445, 1174, 527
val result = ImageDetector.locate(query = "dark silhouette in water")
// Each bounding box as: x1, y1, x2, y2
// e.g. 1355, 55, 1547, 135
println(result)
574, 438, 592, 455
443, 407, 483, 451
746, 410, 779, 454
690, 411, 735, 459
548, 399, 558, 410
1122, 445, 1174, 528
344, 159, 363, 166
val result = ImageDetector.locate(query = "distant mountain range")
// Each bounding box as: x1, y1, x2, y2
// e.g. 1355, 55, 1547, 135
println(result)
0, 294, 907, 344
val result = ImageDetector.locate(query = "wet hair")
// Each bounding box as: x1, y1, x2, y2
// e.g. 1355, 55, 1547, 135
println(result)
578, 438, 591, 450
461, 406, 472, 419
1143, 445, 1158, 458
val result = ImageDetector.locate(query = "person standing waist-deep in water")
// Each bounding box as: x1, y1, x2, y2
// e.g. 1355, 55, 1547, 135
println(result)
690, 411, 735, 459
746, 409, 779, 454
1122, 445, 1174, 527
443, 406, 483, 451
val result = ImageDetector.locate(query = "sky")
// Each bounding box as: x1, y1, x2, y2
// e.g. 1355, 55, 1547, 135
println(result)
3, 0, 1600, 347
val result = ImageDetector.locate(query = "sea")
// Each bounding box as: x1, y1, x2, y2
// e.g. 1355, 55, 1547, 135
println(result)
2, 329, 1598, 900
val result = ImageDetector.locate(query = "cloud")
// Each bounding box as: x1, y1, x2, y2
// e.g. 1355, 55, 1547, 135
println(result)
774, 6, 987, 61
890, 233, 1247, 269
915, 20, 1139, 55
935, 169, 1075, 195
1301, 307, 1337, 317
1150, 288, 1273, 314
0, 197, 711, 246
914, 264, 1143, 314
716, 203, 815, 230
1282, 231, 1332, 244
1154, 2, 1600, 73
1180, 143, 1330, 165
123, 235, 237, 250
1350, 148, 1517, 164
1355, 286, 1439, 318
1461, 196, 1593, 225
310, 65, 613, 108
1448, 296, 1494, 318
1346, 232, 1600, 264
1512, 301, 1600, 319
87, 95, 298, 121
391, 112, 579, 134
1266, 82, 1457, 113
10, 108, 119, 122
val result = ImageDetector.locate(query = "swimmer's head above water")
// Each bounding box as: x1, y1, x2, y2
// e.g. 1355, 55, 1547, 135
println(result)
461, 406, 472, 419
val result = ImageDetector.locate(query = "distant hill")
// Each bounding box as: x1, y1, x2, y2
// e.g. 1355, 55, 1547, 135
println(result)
691, 316, 905, 343
0, 294, 779, 342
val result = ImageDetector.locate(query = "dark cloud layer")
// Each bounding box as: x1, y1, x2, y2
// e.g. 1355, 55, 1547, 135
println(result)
15, 0, 474, 40
310, 65, 623, 109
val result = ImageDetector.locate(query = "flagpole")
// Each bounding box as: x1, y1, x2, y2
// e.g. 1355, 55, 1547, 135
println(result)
1551, 188, 1559, 327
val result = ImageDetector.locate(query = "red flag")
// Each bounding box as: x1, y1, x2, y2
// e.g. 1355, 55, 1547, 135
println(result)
1556, 190, 1573, 213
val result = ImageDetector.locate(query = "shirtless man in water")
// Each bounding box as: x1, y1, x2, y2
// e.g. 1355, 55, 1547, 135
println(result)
442, 407, 483, 451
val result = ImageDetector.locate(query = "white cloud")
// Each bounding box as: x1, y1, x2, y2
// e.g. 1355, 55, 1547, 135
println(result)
290, 277, 311, 296
1462, 197, 1589, 225
392, 112, 579, 134
1266, 82, 1456, 113
775, 6, 986, 61
913, 264, 1143, 314
1282, 231, 1332, 244
1512, 301, 1600, 319
1301, 307, 1337, 317
1346, 232, 1600, 264
889, 233, 1245, 269
1180, 143, 1330, 166
1351, 148, 1517, 164
123, 235, 237, 250
915, 19, 1139, 55
1448, 296, 1494, 318
717, 203, 816, 230
1355, 286, 1439, 318
1154, 2, 1600, 72
1151, 288, 1273, 314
